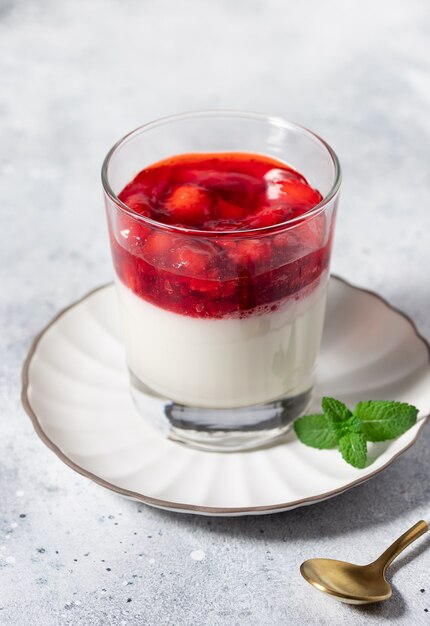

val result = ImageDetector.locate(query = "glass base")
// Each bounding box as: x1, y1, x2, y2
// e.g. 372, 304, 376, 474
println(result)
129, 371, 312, 452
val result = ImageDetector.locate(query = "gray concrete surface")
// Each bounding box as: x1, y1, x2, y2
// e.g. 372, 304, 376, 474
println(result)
1, 0, 430, 624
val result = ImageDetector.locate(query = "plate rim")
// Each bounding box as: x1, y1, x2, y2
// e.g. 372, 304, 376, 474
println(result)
21, 275, 430, 515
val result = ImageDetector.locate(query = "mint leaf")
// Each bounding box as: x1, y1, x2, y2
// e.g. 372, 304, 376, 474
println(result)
321, 396, 361, 438
322, 397, 353, 423
293, 414, 339, 449
354, 401, 418, 442
330, 414, 363, 438
338, 432, 367, 468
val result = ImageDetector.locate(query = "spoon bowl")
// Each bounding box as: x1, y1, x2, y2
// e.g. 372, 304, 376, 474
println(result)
300, 520, 428, 604
300, 558, 392, 604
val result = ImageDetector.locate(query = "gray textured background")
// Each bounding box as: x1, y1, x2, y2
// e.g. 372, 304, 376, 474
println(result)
1, 0, 430, 624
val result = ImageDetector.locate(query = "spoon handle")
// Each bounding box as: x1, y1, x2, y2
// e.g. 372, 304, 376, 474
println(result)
372, 520, 428, 573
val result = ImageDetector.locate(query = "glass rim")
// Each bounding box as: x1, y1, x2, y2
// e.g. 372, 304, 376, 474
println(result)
101, 110, 342, 237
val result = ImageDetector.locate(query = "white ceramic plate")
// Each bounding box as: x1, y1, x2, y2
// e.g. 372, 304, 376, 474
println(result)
21, 277, 430, 516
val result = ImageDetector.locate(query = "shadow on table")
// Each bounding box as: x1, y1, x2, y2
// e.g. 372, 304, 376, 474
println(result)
311, 581, 408, 621
348, 582, 407, 620
389, 534, 430, 577
146, 425, 429, 540
346, 539, 430, 621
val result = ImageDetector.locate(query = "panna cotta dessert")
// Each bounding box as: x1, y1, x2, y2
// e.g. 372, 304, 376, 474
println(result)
108, 152, 332, 409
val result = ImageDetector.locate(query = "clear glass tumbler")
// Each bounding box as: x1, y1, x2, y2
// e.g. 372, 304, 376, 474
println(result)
102, 111, 341, 451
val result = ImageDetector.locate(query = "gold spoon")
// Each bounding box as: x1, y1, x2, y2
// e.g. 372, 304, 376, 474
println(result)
300, 519, 428, 604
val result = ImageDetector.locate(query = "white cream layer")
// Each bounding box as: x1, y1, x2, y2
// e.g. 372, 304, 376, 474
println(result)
115, 277, 327, 409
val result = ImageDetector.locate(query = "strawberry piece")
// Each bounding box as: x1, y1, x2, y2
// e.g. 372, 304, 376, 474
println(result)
264, 167, 305, 185
122, 192, 151, 215
293, 213, 326, 251
224, 239, 271, 270
273, 232, 291, 249
246, 206, 295, 229
276, 180, 322, 210
115, 187, 152, 253
271, 231, 302, 267
237, 239, 271, 264
171, 241, 219, 279
143, 232, 174, 264
188, 277, 237, 300
272, 213, 326, 269
115, 212, 150, 252
164, 185, 213, 226
216, 198, 247, 221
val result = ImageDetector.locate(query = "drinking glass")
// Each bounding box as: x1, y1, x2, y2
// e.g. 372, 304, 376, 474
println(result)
102, 111, 341, 451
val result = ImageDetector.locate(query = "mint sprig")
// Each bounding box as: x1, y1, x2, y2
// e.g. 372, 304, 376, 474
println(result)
293, 414, 338, 449
293, 398, 418, 469
354, 401, 418, 442
338, 432, 367, 469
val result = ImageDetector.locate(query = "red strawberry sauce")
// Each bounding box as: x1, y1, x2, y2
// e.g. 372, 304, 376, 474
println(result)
109, 153, 331, 319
